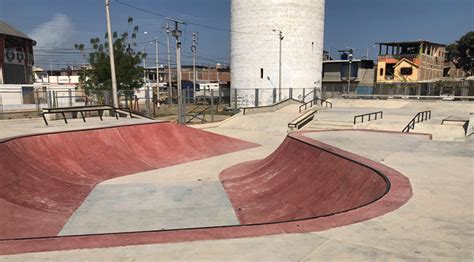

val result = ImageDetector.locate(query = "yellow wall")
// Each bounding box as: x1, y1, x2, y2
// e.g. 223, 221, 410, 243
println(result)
394, 60, 419, 82
377, 60, 419, 83
376, 61, 386, 83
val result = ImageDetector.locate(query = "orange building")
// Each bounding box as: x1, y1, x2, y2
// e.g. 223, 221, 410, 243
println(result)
376, 40, 446, 83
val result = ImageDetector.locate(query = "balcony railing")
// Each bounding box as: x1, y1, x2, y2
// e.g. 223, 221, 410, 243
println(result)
378, 54, 419, 59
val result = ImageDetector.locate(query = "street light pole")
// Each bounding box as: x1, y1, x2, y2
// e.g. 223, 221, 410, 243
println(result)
338, 48, 354, 95
273, 29, 284, 101
143, 45, 150, 116
155, 37, 159, 104
163, 23, 173, 107
348, 49, 353, 95
192, 32, 198, 103
105, 0, 118, 107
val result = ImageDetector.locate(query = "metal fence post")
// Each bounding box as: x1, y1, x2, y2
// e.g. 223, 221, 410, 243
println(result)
255, 88, 259, 107
145, 85, 150, 116
289, 88, 293, 99
53, 91, 57, 108
68, 89, 72, 107
0, 95, 3, 120
211, 89, 215, 122
233, 88, 238, 112
273, 88, 276, 104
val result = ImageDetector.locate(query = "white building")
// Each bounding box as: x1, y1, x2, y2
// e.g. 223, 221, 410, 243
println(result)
231, 0, 325, 107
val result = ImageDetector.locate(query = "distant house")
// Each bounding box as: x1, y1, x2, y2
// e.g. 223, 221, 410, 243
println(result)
322, 59, 376, 98
376, 40, 446, 83
0, 21, 36, 84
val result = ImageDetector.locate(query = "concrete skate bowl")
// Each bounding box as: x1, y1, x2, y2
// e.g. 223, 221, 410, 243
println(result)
0, 122, 258, 240
220, 132, 412, 225
0, 130, 412, 255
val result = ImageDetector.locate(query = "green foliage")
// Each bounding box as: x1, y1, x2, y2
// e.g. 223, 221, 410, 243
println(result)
447, 31, 474, 74
74, 17, 145, 95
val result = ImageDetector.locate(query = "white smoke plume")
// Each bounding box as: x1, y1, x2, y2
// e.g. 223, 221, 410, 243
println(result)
29, 13, 75, 68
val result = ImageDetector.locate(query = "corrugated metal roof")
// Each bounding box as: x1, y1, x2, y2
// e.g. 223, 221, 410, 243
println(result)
0, 20, 35, 42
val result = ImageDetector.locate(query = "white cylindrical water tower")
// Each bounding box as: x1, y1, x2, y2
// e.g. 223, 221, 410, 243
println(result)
231, 0, 325, 107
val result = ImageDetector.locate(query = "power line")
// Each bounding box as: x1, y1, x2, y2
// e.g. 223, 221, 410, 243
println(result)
114, 0, 276, 36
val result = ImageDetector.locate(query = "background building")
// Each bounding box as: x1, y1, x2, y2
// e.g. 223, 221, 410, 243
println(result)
0, 21, 36, 84
376, 40, 446, 84
322, 59, 376, 98
231, 0, 325, 107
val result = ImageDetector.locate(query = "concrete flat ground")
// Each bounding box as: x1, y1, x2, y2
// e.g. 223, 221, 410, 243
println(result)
1, 101, 473, 261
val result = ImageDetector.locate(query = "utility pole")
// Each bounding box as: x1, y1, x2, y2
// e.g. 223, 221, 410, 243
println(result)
272, 29, 284, 101
155, 37, 159, 105
169, 18, 186, 124
105, 0, 118, 107
192, 32, 199, 103
143, 46, 150, 116
163, 23, 173, 106
338, 48, 354, 95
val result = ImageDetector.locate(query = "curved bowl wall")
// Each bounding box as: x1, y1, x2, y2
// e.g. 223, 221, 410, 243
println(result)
220, 134, 389, 224
0, 122, 258, 239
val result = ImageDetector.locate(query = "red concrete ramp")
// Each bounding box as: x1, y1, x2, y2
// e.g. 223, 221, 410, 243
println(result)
220, 133, 389, 224
0, 122, 258, 240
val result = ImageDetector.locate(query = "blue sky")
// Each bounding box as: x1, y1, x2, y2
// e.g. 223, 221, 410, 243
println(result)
0, 0, 472, 69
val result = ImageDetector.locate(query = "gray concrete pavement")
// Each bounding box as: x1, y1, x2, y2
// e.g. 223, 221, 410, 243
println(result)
59, 181, 239, 235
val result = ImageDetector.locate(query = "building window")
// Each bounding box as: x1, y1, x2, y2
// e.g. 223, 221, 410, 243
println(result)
380, 68, 384, 76
260, 68, 263, 79
385, 63, 395, 80
400, 67, 413, 75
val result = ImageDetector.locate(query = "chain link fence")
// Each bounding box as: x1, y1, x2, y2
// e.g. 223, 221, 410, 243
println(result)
230, 87, 319, 108
322, 79, 474, 100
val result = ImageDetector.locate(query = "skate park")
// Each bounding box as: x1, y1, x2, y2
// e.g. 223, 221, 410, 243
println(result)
0, 0, 473, 260
0, 96, 473, 260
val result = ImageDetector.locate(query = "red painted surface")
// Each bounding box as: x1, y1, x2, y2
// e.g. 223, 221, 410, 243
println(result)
0, 122, 259, 240
0, 130, 413, 255
220, 135, 388, 224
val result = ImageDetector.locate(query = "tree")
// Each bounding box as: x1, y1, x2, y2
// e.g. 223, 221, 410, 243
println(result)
74, 17, 145, 98
447, 31, 474, 75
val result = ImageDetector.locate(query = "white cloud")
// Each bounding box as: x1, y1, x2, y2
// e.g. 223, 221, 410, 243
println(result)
30, 13, 74, 48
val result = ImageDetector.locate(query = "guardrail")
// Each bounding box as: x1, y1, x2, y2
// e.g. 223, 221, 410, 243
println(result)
299, 98, 333, 113
353, 111, 383, 125
402, 110, 432, 133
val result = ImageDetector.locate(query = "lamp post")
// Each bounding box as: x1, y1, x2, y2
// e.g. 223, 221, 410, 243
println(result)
142, 35, 153, 116
104, 0, 118, 107
272, 29, 284, 101
338, 48, 354, 95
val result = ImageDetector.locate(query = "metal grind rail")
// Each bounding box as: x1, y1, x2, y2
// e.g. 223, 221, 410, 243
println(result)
402, 110, 432, 133
41, 105, 135, 125
299, 97, 333, 113
353, 111, 383, 125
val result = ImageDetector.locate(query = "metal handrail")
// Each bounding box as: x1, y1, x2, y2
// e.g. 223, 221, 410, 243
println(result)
402, 110, 432, 133
353, 111, 383, 125
301, 90, 314, 102
299, 97, 333, 113
186, 106, 210, 124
